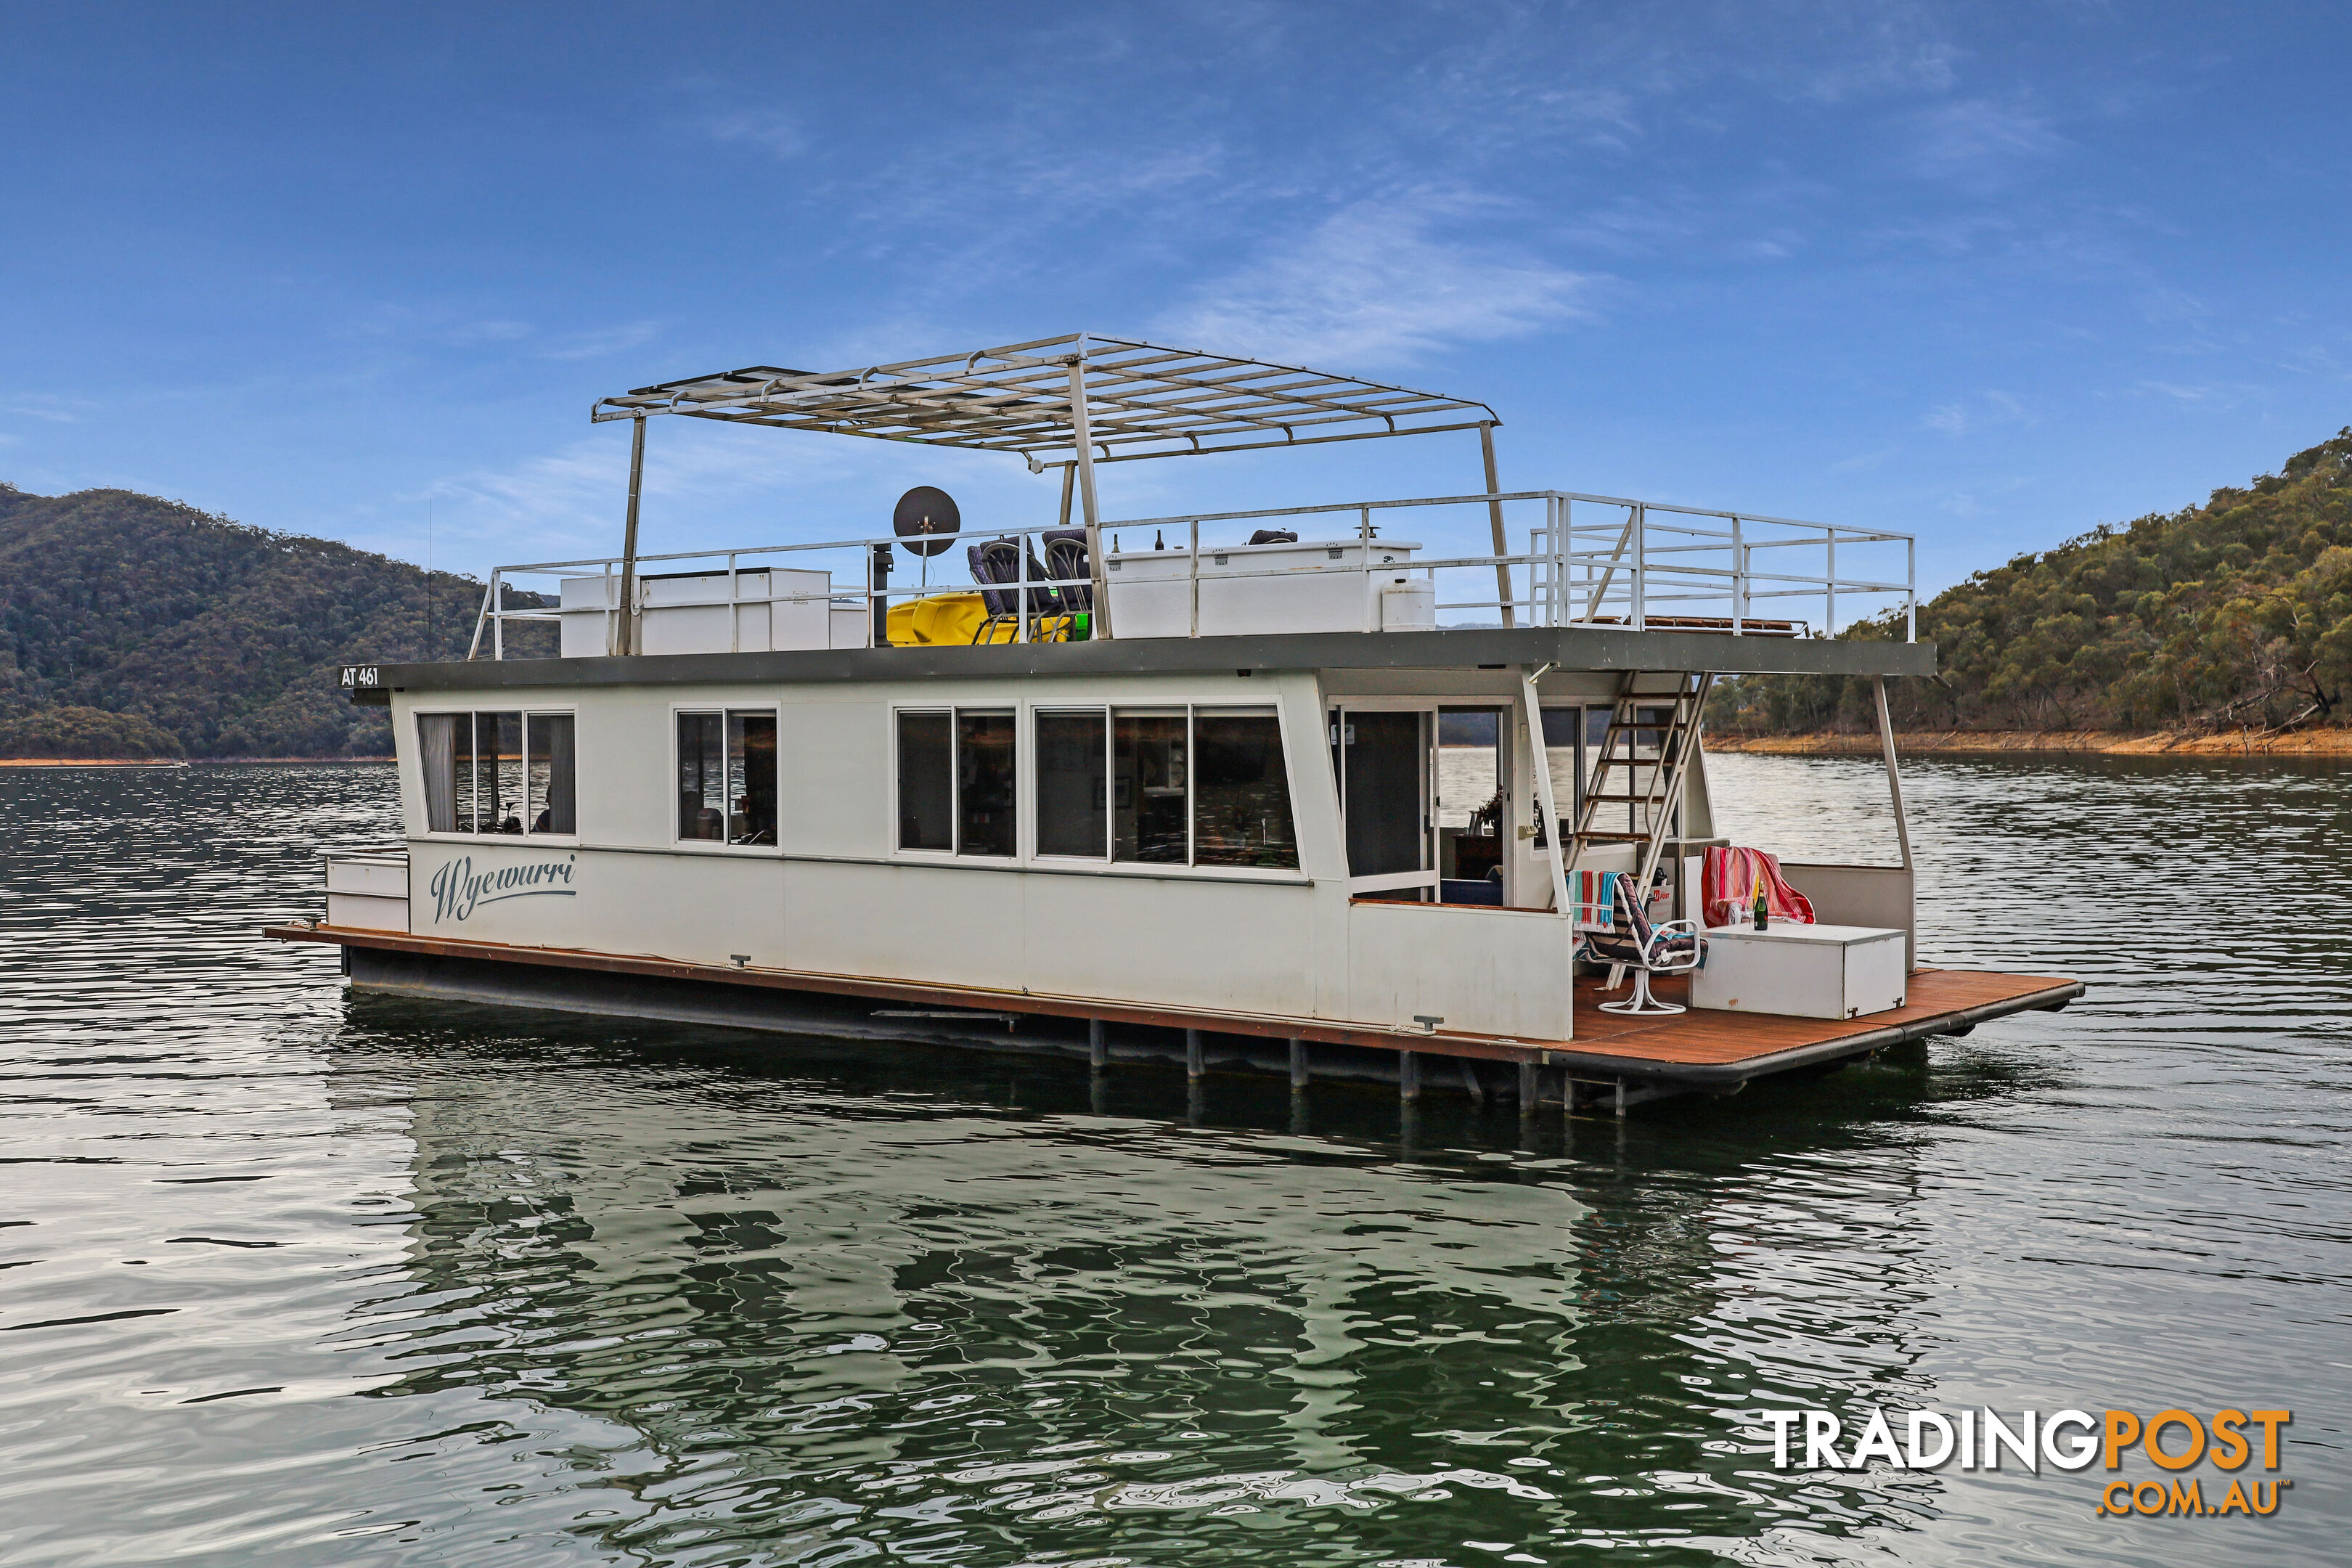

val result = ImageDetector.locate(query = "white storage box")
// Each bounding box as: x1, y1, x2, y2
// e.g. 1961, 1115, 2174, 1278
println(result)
1689, 922, 1906, 1020
559, 569, 836, 657
1103, 538, 1421, 638
324, 851, 409, 932
1379, 578, 1435, 629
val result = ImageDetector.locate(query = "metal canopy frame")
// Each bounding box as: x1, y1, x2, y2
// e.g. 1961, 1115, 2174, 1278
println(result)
588, 333, 1505, 650
590, 332, 1497, 465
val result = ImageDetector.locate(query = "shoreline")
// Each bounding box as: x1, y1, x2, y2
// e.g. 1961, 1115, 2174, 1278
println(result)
1709, 728, 2352, 757
1, 756, 395, 767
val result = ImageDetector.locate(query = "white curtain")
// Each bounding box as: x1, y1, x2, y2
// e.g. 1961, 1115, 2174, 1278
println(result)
418, 714, 459, 833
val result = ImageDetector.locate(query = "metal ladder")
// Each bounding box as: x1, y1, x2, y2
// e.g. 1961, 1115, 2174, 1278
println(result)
1563, 671, 1712, 890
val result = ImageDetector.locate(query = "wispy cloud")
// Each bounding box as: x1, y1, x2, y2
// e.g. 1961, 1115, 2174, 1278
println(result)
2135, 378, 2269, 411
1554, 195, 1707, 259
444, 319, 534, 348
1830, 449, 1895, 473
410, 415, 1057, 573
1910, 97, 2066, 187
340, 304, 534, 349
541, 321, 662, 362
706, 106, 805, 160
0, 394, 86, 423
1157, 192, 1595, 367
850, 135, 1229, 246
1924, 389, 2028, 437
426, 428, 817, 561
2135, 285, 2210, 327
1782, 5, 1960, 103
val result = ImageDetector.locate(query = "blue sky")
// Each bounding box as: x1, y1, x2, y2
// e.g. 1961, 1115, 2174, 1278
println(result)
3, 2, 2348, 603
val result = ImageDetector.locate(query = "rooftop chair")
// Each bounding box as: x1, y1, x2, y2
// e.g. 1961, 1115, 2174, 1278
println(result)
1584, 870, 1705, 1016
967, 538, 1062, 642
1040, 529, 1090, 613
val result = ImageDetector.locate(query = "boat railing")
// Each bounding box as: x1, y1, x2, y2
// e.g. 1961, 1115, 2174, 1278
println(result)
465, 489, 1915, 658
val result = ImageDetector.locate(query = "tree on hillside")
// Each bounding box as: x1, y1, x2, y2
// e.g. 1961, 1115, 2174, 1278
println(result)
0, 485, 551, 756
0, 704, 183, 759
1709, 428, 2352, 736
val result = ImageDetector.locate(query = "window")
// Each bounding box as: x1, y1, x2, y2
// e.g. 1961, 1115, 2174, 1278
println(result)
677, 710, 777, 845
895, 708, 1015, 857
1114, 711, 1188, 863
957, 711, 1016, 857
1034, 711, 1107, 858
897, 711, 953, 851
418, 711, 573, 836
528, 714, 576, 834
1192, 711, 1298, 869
1034, 706, 1298, 870
1437, 707, 1505, 897
1530, 706, 1583, 850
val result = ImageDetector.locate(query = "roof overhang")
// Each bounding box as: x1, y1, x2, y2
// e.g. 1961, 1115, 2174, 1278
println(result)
589, 333, 1499, 468
356, 626, 1935, 699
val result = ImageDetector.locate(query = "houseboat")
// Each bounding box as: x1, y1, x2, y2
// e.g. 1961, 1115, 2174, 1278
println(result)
273, 335, 2081, 1112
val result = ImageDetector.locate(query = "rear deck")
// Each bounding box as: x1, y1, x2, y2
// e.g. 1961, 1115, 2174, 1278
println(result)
269, 923, 2081, 1106
1564, 967, 2078, 1079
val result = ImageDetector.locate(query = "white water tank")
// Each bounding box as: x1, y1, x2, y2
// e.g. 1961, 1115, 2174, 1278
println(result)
1379, 578, 1436, 631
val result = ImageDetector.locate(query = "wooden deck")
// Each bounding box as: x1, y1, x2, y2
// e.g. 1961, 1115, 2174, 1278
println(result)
271, 924, 2080, 1092
1558, 965, 2081, 1079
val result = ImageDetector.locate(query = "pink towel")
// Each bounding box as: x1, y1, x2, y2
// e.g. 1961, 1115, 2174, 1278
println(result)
1701, 847, 1816, 928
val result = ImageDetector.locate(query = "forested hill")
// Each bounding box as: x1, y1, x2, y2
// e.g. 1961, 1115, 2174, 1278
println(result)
0, 484, 529, 758
1710, 428, 2352, 738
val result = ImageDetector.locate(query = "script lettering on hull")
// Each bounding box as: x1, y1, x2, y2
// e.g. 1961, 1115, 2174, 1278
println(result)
428, 854, 579, 924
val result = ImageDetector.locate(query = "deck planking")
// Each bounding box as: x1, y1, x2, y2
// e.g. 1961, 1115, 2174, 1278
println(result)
1562, 967, 2076, 1067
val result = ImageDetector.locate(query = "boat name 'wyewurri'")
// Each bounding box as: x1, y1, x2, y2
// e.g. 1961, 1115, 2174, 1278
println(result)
429, 854, 578, 924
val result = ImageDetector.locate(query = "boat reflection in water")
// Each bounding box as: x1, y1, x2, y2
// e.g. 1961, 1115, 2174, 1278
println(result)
336, 991, 1964, 1561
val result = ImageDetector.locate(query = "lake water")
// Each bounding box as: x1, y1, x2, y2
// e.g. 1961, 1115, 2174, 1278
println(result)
1, 757, 2345, 1566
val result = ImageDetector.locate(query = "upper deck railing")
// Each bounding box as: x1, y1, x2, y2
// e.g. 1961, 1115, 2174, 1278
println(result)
465, 489, 1915, 658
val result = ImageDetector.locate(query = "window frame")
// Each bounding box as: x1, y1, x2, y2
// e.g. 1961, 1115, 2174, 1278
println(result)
413, 708, 580, 843
669, 703, 783, 853
888, 700, 1308, 879
952, 706, 1019, 861
1029, 706, 1111, 863
889, 703, 1020, 863
1113, 704, 1192, 867
1187, 703, 1303, 873
1022, 701, 1305, 878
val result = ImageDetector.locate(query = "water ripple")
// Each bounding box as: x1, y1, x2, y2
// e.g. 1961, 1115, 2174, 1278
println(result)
0, 759, 2345, 1565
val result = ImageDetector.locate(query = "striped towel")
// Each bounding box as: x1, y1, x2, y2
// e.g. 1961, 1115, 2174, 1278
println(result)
1701, 846, 1816, 928
1574, 870, 1673, 931
1572, 870, 1618, 931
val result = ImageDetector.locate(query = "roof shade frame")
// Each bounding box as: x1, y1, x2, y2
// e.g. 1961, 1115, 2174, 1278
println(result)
588, 332, 1501, 468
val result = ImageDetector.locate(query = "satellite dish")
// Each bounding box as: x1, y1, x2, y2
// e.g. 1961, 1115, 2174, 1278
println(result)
893, 486, 960, 556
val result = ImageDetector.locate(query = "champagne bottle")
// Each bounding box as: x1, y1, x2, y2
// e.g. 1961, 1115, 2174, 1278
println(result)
1753, 884, 1768, 931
